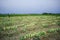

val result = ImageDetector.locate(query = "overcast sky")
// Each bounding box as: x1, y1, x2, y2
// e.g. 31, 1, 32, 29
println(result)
0, 0, 60, 14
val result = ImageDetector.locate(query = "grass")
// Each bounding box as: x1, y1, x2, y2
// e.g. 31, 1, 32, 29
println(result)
0, 14, 60, 40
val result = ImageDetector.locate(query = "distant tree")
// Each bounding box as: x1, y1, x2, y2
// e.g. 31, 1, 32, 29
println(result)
42, 13, 49, 15
42, 13, 53, 15
8, 13, 10, 17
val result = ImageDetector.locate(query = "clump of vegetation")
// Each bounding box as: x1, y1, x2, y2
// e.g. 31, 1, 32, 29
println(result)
57, 22, 60, 26
42, 25, 48, 28
47, 28, 60, 33
19, 31, 46, 40
33, 36, 40, 40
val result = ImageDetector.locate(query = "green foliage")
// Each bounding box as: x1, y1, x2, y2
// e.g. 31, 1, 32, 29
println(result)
33, 36, 40, 40
47, 29, 56, 33
39, 31, 46, 36
19, 31, 46, 40
56, 28, 60, 34
0, 14, 60, 40
57, 22, 60, 26
0, 13, 60, 17
20, 36, 25, 40
19, 28, 60, 40
47, 28, 60, 33
42, 25, 48, 28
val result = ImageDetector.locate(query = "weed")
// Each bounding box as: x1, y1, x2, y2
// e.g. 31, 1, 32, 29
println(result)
33, 36, 40, 40
42, 25, 48, 28
57, 22, 60, 26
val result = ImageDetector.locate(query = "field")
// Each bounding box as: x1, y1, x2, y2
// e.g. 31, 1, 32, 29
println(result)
0, 14, 60, 40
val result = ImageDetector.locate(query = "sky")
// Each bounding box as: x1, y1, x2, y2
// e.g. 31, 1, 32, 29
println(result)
0, 0, 60, 14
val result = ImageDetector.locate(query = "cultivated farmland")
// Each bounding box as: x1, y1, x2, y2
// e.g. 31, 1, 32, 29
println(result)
0, 14, 60, 40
